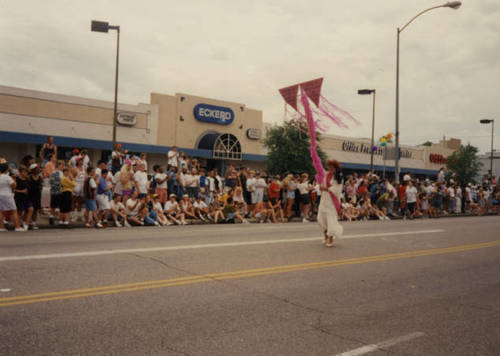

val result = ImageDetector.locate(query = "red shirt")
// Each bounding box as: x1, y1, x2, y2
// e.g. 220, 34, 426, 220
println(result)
269, 182, 281, 199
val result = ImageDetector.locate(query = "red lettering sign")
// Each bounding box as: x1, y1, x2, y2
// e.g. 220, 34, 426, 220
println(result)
429, 154, 447, 164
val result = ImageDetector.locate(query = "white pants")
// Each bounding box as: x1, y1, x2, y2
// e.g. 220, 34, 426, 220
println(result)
317, 207, 343, 238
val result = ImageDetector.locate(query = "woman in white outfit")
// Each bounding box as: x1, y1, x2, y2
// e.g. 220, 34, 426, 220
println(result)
317, 159, 344, 247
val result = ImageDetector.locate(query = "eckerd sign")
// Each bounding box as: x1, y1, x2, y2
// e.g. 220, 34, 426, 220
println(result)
194, 104, 234, 125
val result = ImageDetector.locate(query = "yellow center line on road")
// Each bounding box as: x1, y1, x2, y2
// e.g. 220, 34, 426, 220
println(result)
1, 240, 499, 308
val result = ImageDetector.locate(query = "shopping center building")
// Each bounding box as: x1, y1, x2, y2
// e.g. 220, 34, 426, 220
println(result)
0, 85, 459, 178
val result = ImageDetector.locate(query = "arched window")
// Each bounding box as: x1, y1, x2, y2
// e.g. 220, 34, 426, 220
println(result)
213, 133, 242, 160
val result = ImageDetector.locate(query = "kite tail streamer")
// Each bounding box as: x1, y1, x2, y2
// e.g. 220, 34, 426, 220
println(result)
300, 87, 325, 183
320, 95, 361, 125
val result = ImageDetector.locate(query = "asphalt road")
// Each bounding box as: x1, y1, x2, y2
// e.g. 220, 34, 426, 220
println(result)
1, 216, 499, 355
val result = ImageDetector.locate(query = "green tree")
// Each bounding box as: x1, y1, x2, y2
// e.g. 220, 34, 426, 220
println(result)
263, 120, 327, 175
446, 144, 482, 186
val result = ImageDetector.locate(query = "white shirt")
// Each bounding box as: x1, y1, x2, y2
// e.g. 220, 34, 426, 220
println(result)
447, 187, 455, 198
153, 201, 163, 212
155, 173, 167, 189
110, 201, 125, 212
164, 200, 179, 212
0, 174, 14, 196
206, 176, 216, 192
403, 174, 411, 182
167, 150, 178, 167
126, 198, 141, 216
185, 174, 199, 188
298, 182, 310, 195
112, 171, 122, 195
134, 171, 149, 194
193, 200, 207, 209
82, 155, 90, 168
437, 171, 445, 183
254, 178, 267, 193
246, 177, 256, 192
406, 186, 417, 203
89, 177, 97, 190
178, 172, 186, 187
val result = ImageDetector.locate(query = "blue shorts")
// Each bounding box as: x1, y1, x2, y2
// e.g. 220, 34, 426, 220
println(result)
16, 199, 33, 212
85, 199, 97, 211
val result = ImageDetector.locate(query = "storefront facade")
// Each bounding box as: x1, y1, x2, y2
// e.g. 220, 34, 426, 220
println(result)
318, 134, 460, 179
0, 85, 266, 172
0, 84, 459, 178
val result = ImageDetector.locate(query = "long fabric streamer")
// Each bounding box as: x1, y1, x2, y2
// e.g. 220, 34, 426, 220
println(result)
300, 87, 325, 184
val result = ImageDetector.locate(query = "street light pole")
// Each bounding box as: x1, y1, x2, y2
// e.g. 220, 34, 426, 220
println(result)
480, 119, 495, 179
112, 26, 120, 147
91, 20, 120, 149
394, 1, 461, 184
358, 89, 376, 171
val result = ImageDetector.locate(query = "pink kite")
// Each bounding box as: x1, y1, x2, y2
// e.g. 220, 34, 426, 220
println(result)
278, 78, 359, 184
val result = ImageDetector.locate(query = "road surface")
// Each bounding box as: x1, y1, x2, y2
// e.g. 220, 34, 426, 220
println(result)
1, 216, 499, 355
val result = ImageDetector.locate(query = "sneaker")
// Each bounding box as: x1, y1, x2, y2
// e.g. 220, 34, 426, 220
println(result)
166, 221, 173, 226
0, 228, 7, 232
174, 219, 181, 225
115, 221, 122, 227
302, 218, 310, 223
22, 223, 28, 230
124, 221, 131, 227
140, 221, 144, 226
85, 223, 92, 228
15, 227, 26, 232
154, 221, 160, 226
30, 222, 39, 230
181, 220, 187, 225
96, 222, 103, 228
243, 219, 250, 224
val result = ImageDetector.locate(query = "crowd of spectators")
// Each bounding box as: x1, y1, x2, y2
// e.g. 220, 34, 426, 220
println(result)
0, 138, 499, 232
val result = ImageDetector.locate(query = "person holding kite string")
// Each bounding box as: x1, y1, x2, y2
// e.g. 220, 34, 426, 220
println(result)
318, 159, 344, 247
278, 78, 357, 247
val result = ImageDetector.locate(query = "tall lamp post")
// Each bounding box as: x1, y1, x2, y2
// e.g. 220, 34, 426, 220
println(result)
358, 89, 376, 171
480, 119, 495, 179
91, 20, 120, 149
395, 1, 461, 183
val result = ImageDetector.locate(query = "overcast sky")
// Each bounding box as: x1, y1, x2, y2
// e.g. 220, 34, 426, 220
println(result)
1, 0, 499, 153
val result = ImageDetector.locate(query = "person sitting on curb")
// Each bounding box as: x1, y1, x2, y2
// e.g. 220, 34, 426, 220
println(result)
164, 194, 186, 225
223, 197, 249, 224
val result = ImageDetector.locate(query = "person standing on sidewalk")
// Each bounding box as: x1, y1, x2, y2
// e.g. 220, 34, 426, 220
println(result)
0, 163, 24, 232
405, 180, 418, 219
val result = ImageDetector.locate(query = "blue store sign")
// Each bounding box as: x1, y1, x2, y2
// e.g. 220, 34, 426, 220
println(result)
194, 103, 234, 125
